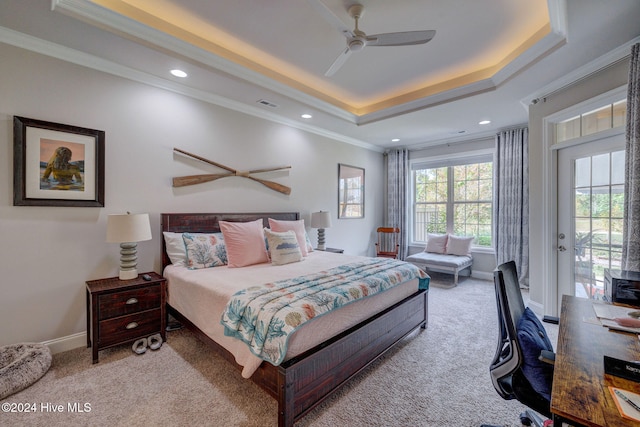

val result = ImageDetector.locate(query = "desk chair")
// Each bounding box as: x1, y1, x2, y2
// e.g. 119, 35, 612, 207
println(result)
375, 227, 400, 259
482, 261, 555, 427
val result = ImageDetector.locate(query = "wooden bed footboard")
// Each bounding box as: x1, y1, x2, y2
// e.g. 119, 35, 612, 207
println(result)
168, 289, 427, 426
161, 212, 429, 426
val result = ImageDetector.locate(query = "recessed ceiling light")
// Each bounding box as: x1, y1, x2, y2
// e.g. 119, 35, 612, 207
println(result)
391, 138, 400, 142
170, 69, 187, 78
301, 114, 312, 119
479, 120, 491, 125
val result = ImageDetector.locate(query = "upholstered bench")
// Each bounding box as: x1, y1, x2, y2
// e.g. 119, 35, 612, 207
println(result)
406, 252, 473, 285
406, 233, 474, 285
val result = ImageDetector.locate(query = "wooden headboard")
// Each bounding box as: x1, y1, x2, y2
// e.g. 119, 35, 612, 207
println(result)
160, 212, 300, 269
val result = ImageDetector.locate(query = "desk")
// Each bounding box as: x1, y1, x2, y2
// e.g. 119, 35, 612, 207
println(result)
552, 295, 640, 426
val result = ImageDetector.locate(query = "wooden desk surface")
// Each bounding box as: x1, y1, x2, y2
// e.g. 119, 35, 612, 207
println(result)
552, 295, 640, 426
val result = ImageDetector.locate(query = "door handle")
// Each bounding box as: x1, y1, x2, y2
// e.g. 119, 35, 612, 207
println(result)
558, 245, 567, 252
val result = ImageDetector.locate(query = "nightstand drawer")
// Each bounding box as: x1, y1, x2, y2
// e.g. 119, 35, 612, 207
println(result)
98, 309, 161, 347
98, 286, 161, 319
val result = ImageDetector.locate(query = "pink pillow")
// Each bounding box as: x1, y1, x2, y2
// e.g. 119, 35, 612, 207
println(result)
425, 233, 448, 254
219, 219, 269, 267
268, 218, 309, 256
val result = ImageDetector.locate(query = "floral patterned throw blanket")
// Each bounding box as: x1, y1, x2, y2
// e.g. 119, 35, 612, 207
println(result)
221, 258, 429, 365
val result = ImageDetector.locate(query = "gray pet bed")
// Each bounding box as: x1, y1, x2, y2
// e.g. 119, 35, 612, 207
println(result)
0, 343, 52, 400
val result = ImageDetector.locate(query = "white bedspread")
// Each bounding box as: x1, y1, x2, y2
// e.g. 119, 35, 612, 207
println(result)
164, 251, 420, 378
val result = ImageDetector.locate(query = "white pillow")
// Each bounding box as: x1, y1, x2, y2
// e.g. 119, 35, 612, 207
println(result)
163, 232, 187, 266
425, 233, 448, 254
264, 228, 303, 266
446, 235, 474, 256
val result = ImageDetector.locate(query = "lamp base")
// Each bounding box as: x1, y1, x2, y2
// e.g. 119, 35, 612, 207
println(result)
317, 228, 326, 251
118, 242, 138, 280
119, 269, 138, 280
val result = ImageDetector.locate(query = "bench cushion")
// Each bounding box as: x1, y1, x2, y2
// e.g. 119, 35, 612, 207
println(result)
406, 252, 473, 269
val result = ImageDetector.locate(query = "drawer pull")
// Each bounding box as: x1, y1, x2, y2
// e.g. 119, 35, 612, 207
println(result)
126, 298, 138, 305
126, 322, 138, 330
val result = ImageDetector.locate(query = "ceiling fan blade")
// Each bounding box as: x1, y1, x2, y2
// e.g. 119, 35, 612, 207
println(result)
308, 0, 354, 38
325, 46, 352, 77
366, 30, 436, 47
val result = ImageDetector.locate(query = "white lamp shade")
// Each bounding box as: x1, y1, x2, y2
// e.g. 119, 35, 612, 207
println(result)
106, 213, 152, 243
311, 211, 332, 229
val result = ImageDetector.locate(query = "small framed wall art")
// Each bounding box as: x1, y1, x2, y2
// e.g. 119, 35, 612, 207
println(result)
13, 116, 105, 207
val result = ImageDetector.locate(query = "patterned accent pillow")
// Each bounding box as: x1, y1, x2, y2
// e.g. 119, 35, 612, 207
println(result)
264, 228, 304, 266
304, 231, 313, 253
182, 233, 227, 269
268, 218, 309, 256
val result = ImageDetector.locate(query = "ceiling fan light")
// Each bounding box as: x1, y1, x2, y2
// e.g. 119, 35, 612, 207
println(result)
349, 38, 365, 51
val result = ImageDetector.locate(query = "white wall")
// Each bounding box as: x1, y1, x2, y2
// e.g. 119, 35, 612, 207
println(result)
528, 58, 630, 314
0, 43, 384, 349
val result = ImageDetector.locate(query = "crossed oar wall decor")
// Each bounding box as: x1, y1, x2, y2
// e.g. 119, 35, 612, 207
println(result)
172, 148, 292, 195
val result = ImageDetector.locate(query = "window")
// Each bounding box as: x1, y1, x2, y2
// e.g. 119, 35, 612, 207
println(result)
556, 98, 627, 143
412, 157, 493, 247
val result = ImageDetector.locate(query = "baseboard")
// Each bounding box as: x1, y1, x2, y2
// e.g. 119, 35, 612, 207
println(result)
42, 332, 86, 355
471, 271, 493, 281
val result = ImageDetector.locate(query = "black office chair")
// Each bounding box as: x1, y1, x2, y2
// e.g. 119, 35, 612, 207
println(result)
482, 261, 555, 427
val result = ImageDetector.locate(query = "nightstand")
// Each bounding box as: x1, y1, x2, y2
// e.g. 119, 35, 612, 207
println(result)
317, 247, 344, 254
86, 272, 166, 363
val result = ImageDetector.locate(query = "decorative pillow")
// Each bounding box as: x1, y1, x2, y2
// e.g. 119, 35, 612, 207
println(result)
163, 232, 187, 267
425, 233, 448, 254
219, 219, 269, 268
446, 235, 474, 256
517, 307, 554, 401
182, 233, 227, 269
268, 218, 309, 256
264, 228, 304, 266
305, 231, 313, 253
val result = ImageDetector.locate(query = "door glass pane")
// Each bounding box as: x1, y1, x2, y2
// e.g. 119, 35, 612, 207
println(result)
575, 157, 590, 187
591, 153, 609, 186
573, 150, 625, 299
612, 151, 625, 185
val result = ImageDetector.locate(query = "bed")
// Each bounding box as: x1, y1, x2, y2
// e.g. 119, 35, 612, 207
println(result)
161, 212, 429, 426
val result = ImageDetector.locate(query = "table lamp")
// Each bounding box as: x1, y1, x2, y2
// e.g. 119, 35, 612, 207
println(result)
311, 211, 332, 251
106, 212, 152, 280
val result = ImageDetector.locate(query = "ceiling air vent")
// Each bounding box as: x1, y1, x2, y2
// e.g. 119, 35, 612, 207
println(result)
257, 99, 278, 108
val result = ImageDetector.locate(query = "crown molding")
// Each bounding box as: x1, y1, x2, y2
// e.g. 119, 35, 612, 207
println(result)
521, 35, 640, 108
51, 0, 357, 122
0, 25, 382, 152
52, 0, 569, 125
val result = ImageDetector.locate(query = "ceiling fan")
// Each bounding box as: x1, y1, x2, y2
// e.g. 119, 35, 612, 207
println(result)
309, 0, 436, 77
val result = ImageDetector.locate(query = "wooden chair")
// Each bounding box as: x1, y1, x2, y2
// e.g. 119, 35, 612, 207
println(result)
375, 227, 400, 259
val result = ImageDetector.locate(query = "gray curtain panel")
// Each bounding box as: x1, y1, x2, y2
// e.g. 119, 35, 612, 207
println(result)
386, 149, 409, 260
493, 127, 529, 287
622, 43, 640, 271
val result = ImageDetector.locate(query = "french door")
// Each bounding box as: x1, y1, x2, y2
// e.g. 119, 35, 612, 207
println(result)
556, 134, 625, 305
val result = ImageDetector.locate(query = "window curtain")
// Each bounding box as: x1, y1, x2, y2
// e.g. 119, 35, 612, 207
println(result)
622, 43, 640, 271
386, 149, 409, 260
493, 127, 529, 286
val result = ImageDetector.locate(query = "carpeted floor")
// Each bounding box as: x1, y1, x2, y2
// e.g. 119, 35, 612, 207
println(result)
0, 273, 557, 426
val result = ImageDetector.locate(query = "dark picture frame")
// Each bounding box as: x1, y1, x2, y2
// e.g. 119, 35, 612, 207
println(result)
13, 116, 105, 207
338, 163, 364, 219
